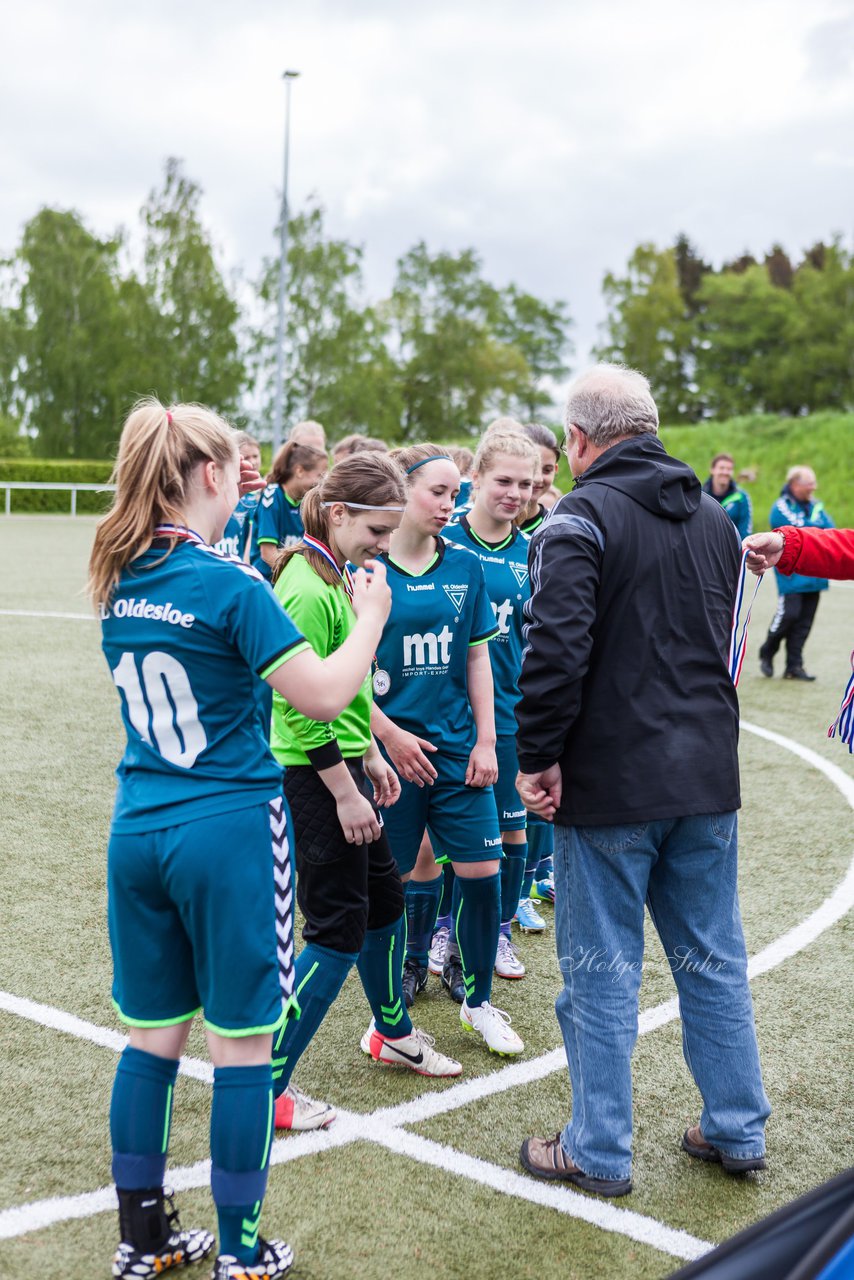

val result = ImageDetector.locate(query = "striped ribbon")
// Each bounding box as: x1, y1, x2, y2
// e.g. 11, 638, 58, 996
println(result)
728, 551, 763, 687
153, 524, 208, 546
302, 533, 354, 598
828, 651, 854, 753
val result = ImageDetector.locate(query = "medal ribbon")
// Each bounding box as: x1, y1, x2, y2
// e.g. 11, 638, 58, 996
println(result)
153, 523, 208, 546
728, 551, 763, 687
302, 533, 355, 599
828, 651, 854, 753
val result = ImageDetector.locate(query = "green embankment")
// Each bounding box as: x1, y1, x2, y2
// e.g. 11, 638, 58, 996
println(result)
660, 412, 854, 529
552, 412, 854, 528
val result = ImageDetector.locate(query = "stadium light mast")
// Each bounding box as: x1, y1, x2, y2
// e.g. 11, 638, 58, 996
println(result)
272, 69, 300, 457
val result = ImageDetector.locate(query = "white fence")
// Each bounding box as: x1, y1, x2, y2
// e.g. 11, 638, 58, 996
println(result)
3, 481, 116, 516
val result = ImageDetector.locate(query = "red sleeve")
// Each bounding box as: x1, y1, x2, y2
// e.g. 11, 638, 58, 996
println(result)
781, 527, 854, 580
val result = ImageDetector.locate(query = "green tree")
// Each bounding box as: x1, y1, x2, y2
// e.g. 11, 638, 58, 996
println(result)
388, 243, 529, 439
138, 158, 246, 411
594, 243, 696, 423
694, 264, 799, 417
784, 239, 854, 410
494, 285, 572, 419
14, 208, 127, 456
256, 203, 401, 438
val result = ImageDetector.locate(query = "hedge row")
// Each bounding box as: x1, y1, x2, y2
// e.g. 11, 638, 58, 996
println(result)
0, 459, 115, 514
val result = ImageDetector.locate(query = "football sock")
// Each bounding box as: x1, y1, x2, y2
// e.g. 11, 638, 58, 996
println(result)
439, 863, 456, 918
210, 1064, 274, 1265
110, 1046, 178, 1193
357, 914, 413, 1039
522, 823, 548, 898
272, 942, 357, 1094
537, 854, 554, 878
455, 871, 501, 1007
404, 876, 443, 968
500, 839, 527, 937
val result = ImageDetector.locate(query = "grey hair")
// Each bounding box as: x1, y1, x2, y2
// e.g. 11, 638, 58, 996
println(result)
785, 465, 815, 485
564, 364, 659, 448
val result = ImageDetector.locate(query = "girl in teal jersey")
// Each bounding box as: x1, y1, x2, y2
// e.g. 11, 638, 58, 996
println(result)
514, 422, 562, 911
89, 399, 389, 1280
268, 455, 462, 1108
443, 429, 540, 982
372, 444, 525, 1058
251, 439, 328, 578
517, 422, 560, 536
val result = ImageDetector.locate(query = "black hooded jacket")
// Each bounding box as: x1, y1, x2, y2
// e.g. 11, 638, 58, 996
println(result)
515, 434, 742, 826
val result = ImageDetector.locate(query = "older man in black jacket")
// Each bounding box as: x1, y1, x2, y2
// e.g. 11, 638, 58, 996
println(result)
516, 365, 769, 1198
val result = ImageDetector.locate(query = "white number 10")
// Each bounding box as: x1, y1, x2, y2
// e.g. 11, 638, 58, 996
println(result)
112, 651, 207, 769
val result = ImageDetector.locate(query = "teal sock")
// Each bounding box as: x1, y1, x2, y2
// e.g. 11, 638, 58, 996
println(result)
357, 915, 413, 1038
210, 1064, 274, 1265
455, 872, 500, 1007
110, 1047, 178, 1191
500, 840, 527, 931
404, 876, 443, 967
537, 854, 554, 878
522, 824, 547, 898
439, 863, 455, 917
272, 942, 357, 1094
110, 1044, 176, 1192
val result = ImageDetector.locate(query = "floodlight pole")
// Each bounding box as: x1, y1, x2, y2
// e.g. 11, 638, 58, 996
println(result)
272, 69, 300, 457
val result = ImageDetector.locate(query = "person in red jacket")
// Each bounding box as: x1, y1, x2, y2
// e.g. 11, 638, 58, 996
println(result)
744, 527, 854, 581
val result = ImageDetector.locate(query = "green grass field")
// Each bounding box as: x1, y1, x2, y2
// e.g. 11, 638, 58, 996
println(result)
0, 516, 852, 1280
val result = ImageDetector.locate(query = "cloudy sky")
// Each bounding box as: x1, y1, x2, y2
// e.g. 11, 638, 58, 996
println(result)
3, 0, 853, 375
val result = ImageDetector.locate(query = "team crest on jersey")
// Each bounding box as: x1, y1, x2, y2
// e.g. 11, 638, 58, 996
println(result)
510, 563, 529, 589
443, 583, 468, 613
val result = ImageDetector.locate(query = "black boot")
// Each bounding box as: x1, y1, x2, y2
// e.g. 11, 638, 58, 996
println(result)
114, 1187, 215, 1278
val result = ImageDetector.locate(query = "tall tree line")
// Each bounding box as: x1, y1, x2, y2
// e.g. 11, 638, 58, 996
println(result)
0, 162, 572, 457
1, 157, 851, 457
595, 234, 854, 423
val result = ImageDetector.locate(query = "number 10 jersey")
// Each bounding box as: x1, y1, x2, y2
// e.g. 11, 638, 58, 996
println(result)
100, 538, 308, 834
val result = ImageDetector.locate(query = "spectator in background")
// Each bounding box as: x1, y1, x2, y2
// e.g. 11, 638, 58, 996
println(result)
358, 437, 389, 454
757, 466, 834, 682
541, 483, 562, 512
702, 454, 752, 540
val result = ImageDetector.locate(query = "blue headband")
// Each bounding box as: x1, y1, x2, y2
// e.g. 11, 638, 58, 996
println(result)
405, 455, 449, 475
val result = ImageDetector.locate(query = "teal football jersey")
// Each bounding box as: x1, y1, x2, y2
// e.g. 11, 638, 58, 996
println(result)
375, 538, 498, 757
213, 492, 259, 559
250, 484, 305, 579
100, 531, 308, 833
443, 516, 530, 736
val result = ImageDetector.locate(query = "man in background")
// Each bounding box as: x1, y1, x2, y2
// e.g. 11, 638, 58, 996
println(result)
702, 453, 752, 540
757, 466, 834, 681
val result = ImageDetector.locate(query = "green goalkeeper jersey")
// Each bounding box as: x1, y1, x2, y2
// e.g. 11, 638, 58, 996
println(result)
270, 551, 372, 766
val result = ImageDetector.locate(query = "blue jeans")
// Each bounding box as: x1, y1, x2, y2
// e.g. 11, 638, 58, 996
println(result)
553, 814, 770, 1181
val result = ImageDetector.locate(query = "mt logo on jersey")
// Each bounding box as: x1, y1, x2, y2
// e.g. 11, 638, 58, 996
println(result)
442, 583, 468, 613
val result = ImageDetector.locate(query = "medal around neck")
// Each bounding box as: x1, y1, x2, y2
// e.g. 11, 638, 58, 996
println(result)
372, 668, 391, 696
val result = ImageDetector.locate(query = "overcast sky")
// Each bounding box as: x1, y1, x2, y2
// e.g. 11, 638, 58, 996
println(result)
3, 0, 853, 382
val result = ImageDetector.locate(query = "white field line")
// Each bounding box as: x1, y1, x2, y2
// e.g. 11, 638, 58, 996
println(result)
1, 721, 851, 1256
370, 1128, 711, 1262
0, 608, 94, 621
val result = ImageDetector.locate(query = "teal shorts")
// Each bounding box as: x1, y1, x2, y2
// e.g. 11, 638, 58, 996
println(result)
108, 798, 293, 1036
381, 750, 503, 875
493, 735, 526, 832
